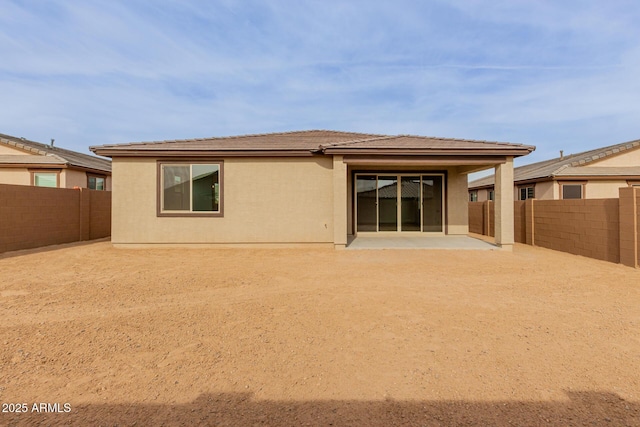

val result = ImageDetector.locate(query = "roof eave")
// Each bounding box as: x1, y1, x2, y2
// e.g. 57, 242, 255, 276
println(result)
322, 148, 535, 156
90, 148, 320, 158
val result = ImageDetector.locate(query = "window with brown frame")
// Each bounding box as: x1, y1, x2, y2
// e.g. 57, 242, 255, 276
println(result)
469, 191, 478, 202
158, 161, 223, 216
88, 175, 106, 190
561, 183, 584, 199
30, 170, 60, 188
519, 186, 535, 200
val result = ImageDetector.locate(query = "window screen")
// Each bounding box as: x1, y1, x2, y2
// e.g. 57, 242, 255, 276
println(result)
562, 184, 582, 199
34, 173, 57, 188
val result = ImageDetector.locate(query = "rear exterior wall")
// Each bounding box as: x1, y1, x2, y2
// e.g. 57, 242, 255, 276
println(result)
112, 157, 336, 245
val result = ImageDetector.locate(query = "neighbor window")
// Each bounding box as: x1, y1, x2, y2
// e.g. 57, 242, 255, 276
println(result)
88, 175, 106, 190
562, 184, 583, 199
159, 162, 222, 215
488, 190, 494, 201
469, 191, 478, 202
519, 186, 535, 200
34, 172, 58, 188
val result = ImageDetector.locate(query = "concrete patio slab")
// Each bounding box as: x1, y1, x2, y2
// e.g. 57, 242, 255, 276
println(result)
346, 234, 498, 250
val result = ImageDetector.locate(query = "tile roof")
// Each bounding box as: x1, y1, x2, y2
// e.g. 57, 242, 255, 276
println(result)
91, 130, 534, 157
555, 166, 640, 177
469, 138, 640, 188
92, 130, 382, 153
0, 155, 65, 165
0, 133, 111, 173
321, 135, 532, 152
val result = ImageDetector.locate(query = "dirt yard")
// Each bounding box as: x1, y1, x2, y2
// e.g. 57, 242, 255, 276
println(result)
1, 241, 639, 426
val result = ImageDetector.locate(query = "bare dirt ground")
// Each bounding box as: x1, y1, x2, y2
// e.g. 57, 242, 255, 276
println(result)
1, 240, 639, 426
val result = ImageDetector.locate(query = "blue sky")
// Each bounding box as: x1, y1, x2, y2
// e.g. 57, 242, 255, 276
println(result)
1, 0, 639, 168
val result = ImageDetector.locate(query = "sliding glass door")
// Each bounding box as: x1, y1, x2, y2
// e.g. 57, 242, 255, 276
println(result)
356, 175, 377, 232
401, 176, 421, 231
355, 173, 444, 233
377, 176, 398, 231
422, 175, 443, 232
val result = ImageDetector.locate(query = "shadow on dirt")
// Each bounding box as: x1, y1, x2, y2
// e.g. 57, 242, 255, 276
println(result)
4, 390, 639, 426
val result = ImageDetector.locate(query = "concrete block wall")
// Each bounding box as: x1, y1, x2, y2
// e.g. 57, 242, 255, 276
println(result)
514, 201, 526, 243
468, 201, 495, 237
619, 187, 638, 268
468, 202, 484, 235
0, 184, 111, 253
533, 199, 619, 263
469, 188, 637, 267
88, 190, 112, 240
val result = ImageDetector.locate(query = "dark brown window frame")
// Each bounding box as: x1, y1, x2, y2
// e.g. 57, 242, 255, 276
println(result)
29, 169, 61, 188
87, 173, 107, 190
156, 160, 224, 218
560, 181, 586, 200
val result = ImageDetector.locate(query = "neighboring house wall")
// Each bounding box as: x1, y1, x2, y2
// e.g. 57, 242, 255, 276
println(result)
584, 180, 630, 199
0, 167, 112, 190
535, 181, 556, 199
112, 157, 335, 245
0, 145, 28, 155
481, 179, 633, 201
62, 169, 88, 188
62, 170, 112, 190
477, 189, 490, 202
0, 168, 30, 185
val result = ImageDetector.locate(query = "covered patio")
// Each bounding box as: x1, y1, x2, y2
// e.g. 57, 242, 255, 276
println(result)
346, 234, 498, 250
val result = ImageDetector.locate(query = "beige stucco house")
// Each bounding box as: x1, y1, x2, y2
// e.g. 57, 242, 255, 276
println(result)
0, 133, 112, 190
91, 130, 534, 249
469, 139, 640, 201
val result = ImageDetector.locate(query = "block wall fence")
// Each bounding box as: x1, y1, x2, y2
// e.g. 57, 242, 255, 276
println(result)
469, 187, 640, 268
0, 184, 111, 253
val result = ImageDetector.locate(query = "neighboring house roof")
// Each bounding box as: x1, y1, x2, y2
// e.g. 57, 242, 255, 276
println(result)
359, 180, 435, 199
0, 155, 65, 166
0, 133, 111, 173
91, 130, 535, 158
469, 139, 640, 189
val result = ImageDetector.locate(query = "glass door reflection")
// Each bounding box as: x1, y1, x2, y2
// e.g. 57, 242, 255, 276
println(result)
422, 175, 443, 232
401, 176, 421, 231
377, 176, 398, 231
356, 175, 377, 232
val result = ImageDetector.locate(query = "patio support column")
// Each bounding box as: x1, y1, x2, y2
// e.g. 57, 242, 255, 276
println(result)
333, 155, 347, 249
495, 157, 514, 251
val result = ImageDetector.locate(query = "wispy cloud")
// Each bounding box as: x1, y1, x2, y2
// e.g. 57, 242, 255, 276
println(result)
0, 0, 638, 163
